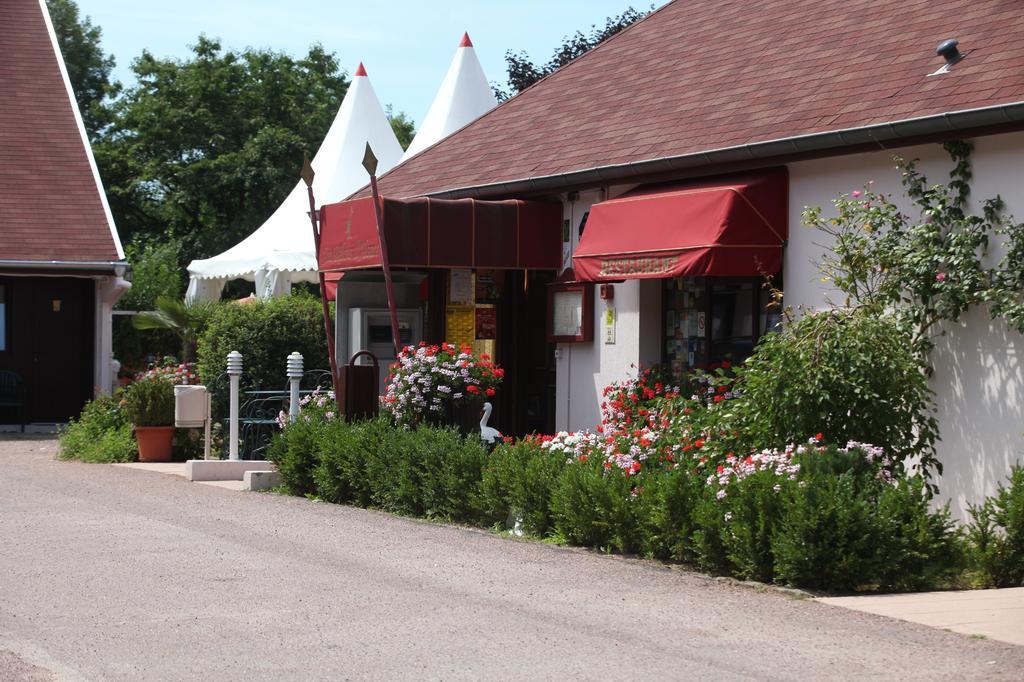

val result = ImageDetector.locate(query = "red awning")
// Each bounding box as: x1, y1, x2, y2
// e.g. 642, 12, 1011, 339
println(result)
318, 196, 562, 273
572, 169, 788, 281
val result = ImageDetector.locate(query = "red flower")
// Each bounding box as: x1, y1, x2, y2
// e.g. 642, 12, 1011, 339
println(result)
815, 432, 824, 442
466, 385, 480, 394
721, 360, 731, 369
485, 387, 496, 397
716, 465, 724, 474
713, 395, 724, 403
717, 385, 728, 394
695, 439, 705, 448
630, 461, 642, 474
579, 454, 588, 462
603, 462, 612, 470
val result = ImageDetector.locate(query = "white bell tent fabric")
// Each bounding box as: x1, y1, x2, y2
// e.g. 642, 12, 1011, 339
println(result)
186, 64, 404, 301
401, 33, 497, 161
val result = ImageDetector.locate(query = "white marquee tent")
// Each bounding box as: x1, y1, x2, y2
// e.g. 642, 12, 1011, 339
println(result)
401, 33, 497, 161
185, 64, 404, 301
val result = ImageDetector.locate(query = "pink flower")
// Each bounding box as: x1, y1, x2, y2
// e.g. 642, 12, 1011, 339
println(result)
935, 272, 946, 282
851, 190, 862, 198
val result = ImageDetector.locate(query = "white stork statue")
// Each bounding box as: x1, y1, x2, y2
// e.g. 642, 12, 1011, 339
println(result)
480, 402, 502, 445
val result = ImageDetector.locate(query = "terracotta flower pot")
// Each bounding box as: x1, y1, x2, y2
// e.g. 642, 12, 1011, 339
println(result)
135, 425, 175, 462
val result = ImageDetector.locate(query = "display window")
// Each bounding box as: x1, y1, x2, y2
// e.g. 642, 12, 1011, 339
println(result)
662, 276, 780, 378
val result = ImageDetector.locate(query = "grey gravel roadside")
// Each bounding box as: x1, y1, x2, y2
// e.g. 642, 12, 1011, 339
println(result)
1, 436, 1022, 681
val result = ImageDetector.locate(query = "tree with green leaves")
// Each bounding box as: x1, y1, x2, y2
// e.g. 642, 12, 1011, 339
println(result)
45, 0, 120, 140
387, 105, 416, 150
94, 37, 350, 262
495, 6, 651, 99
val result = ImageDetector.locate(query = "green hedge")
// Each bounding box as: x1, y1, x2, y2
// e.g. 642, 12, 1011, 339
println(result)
268, 419, 972, 593
196, 294, 330, 418
267, 416, 490, 523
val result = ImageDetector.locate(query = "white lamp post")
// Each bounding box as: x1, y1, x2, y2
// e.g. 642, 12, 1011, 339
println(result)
286, 351, 303, 423
227, 350, 243, 460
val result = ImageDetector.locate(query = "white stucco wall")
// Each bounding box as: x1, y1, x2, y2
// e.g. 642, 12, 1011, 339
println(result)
786, 131, 1024, 519
555, 188, 660, 432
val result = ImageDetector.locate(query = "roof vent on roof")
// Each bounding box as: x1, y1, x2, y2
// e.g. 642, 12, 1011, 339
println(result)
929, 38, 966, 76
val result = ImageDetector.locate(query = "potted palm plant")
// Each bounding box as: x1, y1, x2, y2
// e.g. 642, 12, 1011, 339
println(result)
123, 376, 176, 462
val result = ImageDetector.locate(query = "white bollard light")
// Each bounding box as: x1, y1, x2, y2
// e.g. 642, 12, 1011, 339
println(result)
286, 351, 304, 423
227, 350, 243, 460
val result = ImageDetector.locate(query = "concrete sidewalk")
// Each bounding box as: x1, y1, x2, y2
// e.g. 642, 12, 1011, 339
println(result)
817, 587, 1024, 646
112, 461, 247, 490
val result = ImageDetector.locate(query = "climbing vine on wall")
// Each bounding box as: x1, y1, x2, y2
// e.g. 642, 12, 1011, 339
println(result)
803, 140, 1024, 371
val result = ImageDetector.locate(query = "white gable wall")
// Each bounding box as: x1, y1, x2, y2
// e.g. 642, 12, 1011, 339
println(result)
786, 130, 1024, 519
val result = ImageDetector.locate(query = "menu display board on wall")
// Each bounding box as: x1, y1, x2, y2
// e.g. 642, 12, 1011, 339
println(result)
552, 290, 583, 337
547, 281, 593, 343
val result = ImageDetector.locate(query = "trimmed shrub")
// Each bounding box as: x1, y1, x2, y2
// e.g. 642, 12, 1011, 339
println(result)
480, 439, 567, 535
272, 414, 490, 523
266, 412, 326, 496
773, 471, 963, 592
196, 294, 329, 418
637, 466, 703, 563
58, 396, 136, 463
552, 457, 642, 552
968, 465, 1024, 587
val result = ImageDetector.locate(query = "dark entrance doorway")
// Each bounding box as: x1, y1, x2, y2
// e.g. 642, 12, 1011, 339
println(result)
497, 270, 556, 437
0, 277, 94, 423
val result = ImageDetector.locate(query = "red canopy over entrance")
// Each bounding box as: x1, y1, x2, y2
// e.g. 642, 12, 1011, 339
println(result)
572, 169, 788, 282
318, 196, 562, 274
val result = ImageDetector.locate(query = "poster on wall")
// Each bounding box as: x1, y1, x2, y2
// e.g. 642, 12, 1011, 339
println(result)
449, 269, 473, 305
446, 305, 475, 346
475, 306, 497, 340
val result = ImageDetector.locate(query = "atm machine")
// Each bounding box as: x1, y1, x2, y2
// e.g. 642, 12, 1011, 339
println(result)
348, 308, 423, 394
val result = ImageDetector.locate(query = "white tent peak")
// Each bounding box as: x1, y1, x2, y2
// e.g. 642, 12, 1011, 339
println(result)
186, 62, 403, 301
400, 32, 497, 161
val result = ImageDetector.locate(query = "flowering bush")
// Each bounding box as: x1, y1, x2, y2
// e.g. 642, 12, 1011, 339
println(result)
133, 356, 197, 385
276, 387, 337, 428
600, 365, 679, 426
383, 342, 504, 425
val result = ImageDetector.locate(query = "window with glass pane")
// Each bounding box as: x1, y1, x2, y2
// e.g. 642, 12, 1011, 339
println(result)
663, 277, 707, 377
663, 276, 778, 379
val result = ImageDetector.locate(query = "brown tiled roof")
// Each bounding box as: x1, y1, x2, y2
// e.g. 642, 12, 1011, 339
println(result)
363, 0, 1024, 199
0, 0, 122, 263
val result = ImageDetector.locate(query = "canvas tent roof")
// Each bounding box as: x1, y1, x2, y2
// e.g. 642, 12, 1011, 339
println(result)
401, 33, 497, 161
186, 64, 403, 299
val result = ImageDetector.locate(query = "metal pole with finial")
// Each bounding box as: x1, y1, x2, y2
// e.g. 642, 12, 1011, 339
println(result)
363, 143, 402, 357
301, 152, 342, 404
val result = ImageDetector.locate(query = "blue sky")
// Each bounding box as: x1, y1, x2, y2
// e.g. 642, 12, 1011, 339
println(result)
75, 1, 661, 128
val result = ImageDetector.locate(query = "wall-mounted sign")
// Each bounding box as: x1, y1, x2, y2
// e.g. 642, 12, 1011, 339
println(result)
603, 305, 616, 344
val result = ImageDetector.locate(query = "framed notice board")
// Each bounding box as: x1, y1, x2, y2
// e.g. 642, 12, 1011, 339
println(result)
546, 280, 593, 343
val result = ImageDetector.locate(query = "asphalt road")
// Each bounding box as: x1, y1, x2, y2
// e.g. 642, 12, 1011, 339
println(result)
2, 437, 1023, 681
